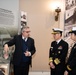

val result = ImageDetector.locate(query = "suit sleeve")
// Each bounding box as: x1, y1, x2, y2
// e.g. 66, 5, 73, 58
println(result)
49, 42, 53, 62
30, 39, 36, 55
4, 36, 16, 47
66, 50, 76, 72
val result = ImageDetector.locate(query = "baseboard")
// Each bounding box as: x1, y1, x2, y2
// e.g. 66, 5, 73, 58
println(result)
29, 72, 50, 75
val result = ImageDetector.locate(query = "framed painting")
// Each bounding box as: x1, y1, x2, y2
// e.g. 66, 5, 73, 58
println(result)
64, 0, 76, 45
21, 11, 27, 28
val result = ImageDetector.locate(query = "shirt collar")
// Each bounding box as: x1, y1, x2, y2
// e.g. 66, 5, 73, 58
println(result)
22, 36, 28, 42
56, 39, 61, 44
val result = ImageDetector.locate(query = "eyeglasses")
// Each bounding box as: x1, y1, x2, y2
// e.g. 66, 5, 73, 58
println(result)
23, 31, 31, 33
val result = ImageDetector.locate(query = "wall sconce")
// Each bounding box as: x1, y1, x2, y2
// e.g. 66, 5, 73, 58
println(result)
55, 7, 61, 21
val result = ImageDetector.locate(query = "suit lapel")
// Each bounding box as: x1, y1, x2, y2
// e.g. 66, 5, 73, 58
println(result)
26, 37, 31, 51
19, 35, 23, 50
27, 37, 30, 49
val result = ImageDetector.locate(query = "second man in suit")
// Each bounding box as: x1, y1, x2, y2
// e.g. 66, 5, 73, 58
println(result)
64, 27, 76, 75
49, 28, 68, 75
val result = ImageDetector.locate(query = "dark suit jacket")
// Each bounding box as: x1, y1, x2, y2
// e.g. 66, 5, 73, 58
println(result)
66, 43, 76, 75
5, 35, 36, 65
49, 39, 68, 75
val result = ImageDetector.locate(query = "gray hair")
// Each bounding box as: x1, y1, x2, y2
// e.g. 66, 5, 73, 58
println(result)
21, 26, 29, 33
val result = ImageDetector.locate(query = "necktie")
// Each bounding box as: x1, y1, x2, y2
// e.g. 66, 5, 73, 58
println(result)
55, 41, 57, 45
24, 38, 27, 42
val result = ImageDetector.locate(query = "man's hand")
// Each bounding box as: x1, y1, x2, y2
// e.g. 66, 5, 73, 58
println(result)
4, 44, 9, 52
49, 62, 55, 69
3, 44, 9, 59
64, 71, 68, 75
24, 51, 31, 56
3, 53, 9, 59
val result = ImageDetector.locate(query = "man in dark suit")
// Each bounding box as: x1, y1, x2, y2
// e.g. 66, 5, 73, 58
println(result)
4, 26, 36, 75
64, 27, 76, 75
49, 28, 68, 75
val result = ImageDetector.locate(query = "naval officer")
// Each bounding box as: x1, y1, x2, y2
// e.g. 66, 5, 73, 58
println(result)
49, 28, 68, 75
64, 27, 76, 75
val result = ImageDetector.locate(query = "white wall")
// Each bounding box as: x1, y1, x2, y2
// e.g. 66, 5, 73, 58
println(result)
20, 0, 65, 71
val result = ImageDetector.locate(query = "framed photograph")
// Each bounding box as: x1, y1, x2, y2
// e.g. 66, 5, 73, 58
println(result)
64, 0, 76, 44
21, 11, 27, 28
0, 63, 10, 75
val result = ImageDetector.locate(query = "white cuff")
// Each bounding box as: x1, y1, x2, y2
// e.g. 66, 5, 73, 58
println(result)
28, 52, 31, 56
